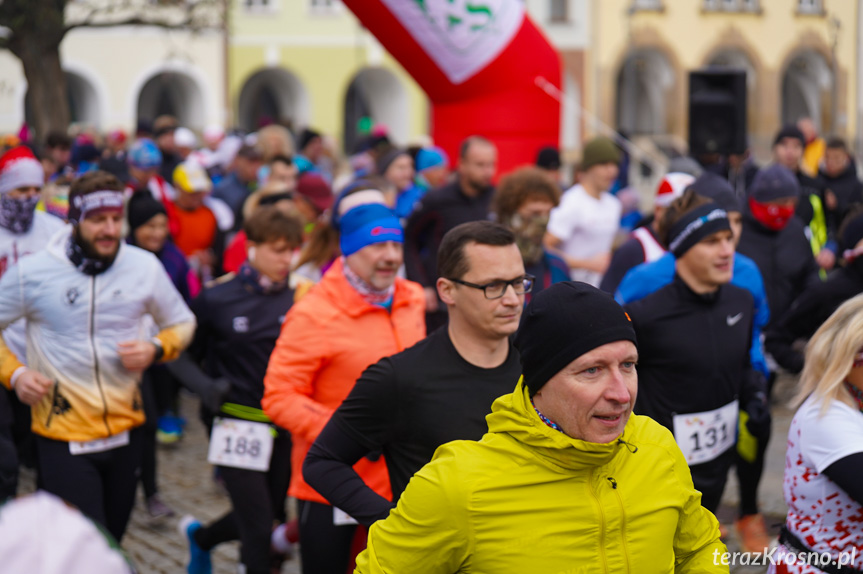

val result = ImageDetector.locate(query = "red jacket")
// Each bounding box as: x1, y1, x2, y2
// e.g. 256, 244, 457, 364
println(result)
263, 258, 425, 503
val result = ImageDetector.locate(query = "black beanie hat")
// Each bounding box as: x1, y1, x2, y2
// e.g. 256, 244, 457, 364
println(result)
127, 193, 167, 234
773, 124, 806, 148
688, 172, 742, 213
515, 282, 637, 397
749, 164, 800, 203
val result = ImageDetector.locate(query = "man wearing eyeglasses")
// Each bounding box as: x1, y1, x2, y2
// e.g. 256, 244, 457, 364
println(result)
304, 221, 525, 526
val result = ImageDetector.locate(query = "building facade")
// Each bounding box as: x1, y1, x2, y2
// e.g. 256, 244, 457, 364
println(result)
0, 24, 225, 136
593, 0, 860, 159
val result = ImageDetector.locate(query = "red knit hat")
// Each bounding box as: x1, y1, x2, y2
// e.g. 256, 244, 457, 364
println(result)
0, 146, 44, 195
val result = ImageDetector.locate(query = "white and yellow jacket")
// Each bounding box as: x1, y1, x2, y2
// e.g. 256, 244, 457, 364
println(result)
0, 227, 195, 442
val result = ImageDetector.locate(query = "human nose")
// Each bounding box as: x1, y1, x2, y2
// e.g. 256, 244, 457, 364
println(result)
499, 281, 521, 305
105, 218, 121, 236
604, 369, 631, 404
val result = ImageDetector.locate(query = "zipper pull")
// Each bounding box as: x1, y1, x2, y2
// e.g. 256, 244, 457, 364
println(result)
607, 477, 618, 489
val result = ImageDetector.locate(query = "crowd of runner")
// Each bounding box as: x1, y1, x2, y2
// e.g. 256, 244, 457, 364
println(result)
0, 114, 861, 574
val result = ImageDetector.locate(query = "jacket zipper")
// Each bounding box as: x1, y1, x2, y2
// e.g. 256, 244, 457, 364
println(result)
608, 477, 632, 574
45, 380, 59, 428
587, 469, 609, 572
90, 277, 111, 436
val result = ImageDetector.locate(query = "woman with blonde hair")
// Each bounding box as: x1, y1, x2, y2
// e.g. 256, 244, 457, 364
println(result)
770, 293, 863, 573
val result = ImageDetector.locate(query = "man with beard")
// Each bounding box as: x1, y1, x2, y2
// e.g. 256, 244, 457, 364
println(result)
303, 221, 525, 526
544, 136, 622, 288
405, 136, 497, 331
0, 145, 64, 499
0, 170, 195, 541
493, 167, 568, 303
264, 203, 425, 573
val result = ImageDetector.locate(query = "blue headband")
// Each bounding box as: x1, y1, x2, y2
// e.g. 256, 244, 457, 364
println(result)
339, 203, 403, 257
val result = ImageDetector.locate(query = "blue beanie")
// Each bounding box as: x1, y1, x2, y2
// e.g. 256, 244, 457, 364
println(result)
415, 146, 448, 173
128, 139, 162, 169
339, 203, 403, 257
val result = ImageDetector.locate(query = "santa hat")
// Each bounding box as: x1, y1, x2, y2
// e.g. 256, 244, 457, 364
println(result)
0, 146, 44, 195
654, 172, 696, 208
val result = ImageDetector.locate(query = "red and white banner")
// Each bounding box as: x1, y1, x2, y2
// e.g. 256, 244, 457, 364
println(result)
343, 0, 561, 176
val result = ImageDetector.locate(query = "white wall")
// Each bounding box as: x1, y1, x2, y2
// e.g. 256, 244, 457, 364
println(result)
0, 26, 225, 135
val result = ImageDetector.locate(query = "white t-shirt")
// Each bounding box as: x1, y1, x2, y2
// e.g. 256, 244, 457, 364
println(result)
546, 184, 621, 287
772, 394, 863, 573
0, 211, 66, 359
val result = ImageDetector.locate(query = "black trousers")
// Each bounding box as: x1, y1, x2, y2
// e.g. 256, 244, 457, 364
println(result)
689, 447, 736, 513
140, 370, 158, 499
297, 499, 365, 574
736, 421, 772, 517
0, 389, 18, 500
36, 426, 143, 542
196, 427, 291, 574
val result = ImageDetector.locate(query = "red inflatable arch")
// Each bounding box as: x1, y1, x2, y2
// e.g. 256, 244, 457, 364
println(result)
342, 0, 561, 176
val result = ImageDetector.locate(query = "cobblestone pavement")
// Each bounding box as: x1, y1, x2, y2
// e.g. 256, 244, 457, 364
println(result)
20, 391, 300, 574
19, 374, 800, 573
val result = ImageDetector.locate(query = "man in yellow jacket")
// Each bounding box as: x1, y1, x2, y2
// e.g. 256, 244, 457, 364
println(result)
356, 281, 727, 573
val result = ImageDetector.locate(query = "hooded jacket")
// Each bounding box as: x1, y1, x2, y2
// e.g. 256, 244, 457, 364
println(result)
356, 378, 725, 574
263, 257, 425, 503
0, 227, 195, 442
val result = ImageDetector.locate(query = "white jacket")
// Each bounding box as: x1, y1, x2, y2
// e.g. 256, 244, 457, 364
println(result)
0, 227, 195, 442
0, 211, 66, 359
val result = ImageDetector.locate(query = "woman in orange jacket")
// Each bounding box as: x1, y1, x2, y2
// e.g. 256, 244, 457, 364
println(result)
263, 203, 425, 574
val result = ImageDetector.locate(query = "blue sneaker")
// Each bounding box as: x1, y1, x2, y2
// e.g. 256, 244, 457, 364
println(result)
178, 515, 212, 574
156, 414, 185, 444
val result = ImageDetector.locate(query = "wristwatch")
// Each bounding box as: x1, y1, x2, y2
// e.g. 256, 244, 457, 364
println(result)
150, 338, 165, 362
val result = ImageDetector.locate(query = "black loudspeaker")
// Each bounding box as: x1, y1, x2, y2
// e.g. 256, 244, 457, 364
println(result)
688, 69, 747, 156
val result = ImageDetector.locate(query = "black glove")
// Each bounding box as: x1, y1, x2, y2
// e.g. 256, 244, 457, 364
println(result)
744, 392, 771, 440
202, 377, 231, 414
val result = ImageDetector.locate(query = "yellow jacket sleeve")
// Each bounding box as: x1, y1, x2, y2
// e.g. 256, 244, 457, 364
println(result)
0, 335, 24, 390
671, 442, 729, 573
355, 446, 471, 574
154, 321, 196, 362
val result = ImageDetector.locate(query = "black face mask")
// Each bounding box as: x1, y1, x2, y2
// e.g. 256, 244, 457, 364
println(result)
66, 227, 119, 276
0, 194, 40, 234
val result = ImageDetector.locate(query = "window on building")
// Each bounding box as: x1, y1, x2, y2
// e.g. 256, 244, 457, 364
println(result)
550, 0, 569, 22
243, 0, 273, 10
309, 0, 342, 14
631, 0, 663, 10
702, 0, 760, 12
797, 0, 823, 15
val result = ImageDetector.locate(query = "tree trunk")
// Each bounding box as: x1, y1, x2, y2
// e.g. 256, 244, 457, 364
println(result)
13, 38, 69, 143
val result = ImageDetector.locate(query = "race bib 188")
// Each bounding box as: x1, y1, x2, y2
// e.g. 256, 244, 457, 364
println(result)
207, 417, 274, 472
672, 401, 738, 466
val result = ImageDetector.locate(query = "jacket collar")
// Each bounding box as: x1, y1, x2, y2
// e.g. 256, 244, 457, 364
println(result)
46, 224, 127, 270
316, 258, 416, 317
486, 377, 636, 472
671, 272, 720, 305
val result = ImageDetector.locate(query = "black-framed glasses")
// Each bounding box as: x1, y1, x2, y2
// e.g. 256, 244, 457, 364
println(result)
448, 274, 535, 300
